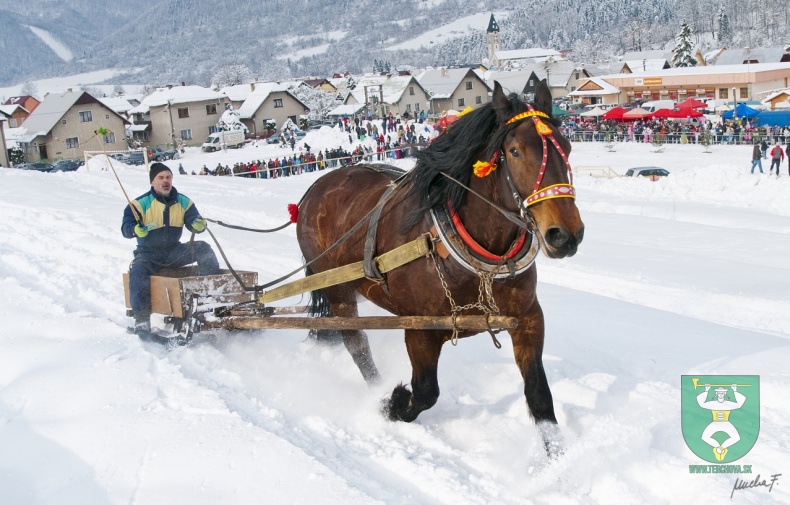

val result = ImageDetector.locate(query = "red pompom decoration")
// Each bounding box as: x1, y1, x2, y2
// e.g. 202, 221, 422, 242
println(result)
287, 203, 299, 223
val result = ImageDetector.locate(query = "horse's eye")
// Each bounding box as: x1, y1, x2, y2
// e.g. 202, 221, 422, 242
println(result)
509, 148, 520, 158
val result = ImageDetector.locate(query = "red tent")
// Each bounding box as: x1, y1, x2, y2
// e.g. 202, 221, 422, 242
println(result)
670, 108, 704, 119
675, 97, 707, 109
650, 108, 675, 119
601, 106, 628, 121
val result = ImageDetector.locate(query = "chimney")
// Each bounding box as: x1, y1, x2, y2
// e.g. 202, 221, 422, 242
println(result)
167, 84, 173, 89
441, 67, 446, 77
181, 81, 186, 86
250, 82, 255, 92
66, 88, 72, 93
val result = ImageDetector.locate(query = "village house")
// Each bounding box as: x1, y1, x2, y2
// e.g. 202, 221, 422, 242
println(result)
302, 78, 337, 93
15, 89, 129, 162
0, 113, 9, 167
222, 82, 310, 137
416, 67, 490, 114
128, 85, 229, 148
761, 89, 790, 110
344, 74, 431, 119
1, 95, 40, 127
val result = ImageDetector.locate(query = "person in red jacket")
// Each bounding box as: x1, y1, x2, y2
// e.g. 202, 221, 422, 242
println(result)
769, 142, 785, 176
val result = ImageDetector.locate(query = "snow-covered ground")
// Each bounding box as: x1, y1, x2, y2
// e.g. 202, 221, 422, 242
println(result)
1, 130, 789, 504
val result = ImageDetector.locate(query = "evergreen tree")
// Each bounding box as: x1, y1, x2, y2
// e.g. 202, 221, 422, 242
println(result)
718, 8, 733, 46
671, 19, 697, 67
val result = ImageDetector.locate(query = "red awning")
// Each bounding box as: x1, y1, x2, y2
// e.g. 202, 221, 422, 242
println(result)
650, 109, 675, 119
675, 97, 707, 109
670, 108, 704, 119
601, 106, 629, 120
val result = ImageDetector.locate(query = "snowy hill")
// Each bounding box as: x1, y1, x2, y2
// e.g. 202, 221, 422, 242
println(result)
4, 0, 790, 87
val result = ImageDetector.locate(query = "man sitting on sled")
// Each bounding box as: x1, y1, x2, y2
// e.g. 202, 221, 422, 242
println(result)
122, 162, 219, 339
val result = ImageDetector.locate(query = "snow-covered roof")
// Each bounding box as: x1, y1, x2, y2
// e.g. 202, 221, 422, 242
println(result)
714, 46, 790, 65
130, 85, 225, 113
761, 89, 790, 103
348, 75, 420, 105
623, 59, 669, 72
128, 123, 151, 132
235, 82, 296, 119
326, 103, 365, 116
14, 90, 85, 142
495, 48, 561, 62
487, 70, 532, 95
568, 77, 620, 97
599, 62, 790, 80
0, 104, 27, 116
415, 68, 488, 99
97, 96, 136, 114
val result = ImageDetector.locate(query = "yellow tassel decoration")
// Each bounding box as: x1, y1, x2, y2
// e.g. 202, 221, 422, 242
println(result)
473, 159, 497, 177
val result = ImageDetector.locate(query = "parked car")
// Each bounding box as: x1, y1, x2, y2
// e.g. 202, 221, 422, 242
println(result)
128, 151, 146, 165
53, 159, 84, 172
108, 153, 131, 164
624, 166, 670, 179
17, 162, 56, 172
265, 130, 307, 144
147, 147, 175, 161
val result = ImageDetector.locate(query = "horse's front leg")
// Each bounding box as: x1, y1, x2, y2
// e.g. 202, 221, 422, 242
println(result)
384, 330, 444, 422
512, 301, 563, 457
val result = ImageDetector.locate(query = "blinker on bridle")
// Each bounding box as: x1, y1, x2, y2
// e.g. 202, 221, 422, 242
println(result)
474, 106, 576, 210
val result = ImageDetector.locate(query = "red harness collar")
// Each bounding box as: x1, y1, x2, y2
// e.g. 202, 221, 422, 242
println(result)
449, 205, 527, 261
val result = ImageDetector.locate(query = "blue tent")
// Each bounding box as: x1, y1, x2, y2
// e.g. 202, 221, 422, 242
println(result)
754, 110, 790, 128
721, 103, 761, 119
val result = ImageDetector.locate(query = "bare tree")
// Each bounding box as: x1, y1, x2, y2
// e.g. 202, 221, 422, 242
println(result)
211, 64, 254, 89
113, 84, 126, 96
20, 81, 38, 98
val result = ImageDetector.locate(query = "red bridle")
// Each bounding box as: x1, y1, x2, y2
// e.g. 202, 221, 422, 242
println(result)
505, 106, 575, 208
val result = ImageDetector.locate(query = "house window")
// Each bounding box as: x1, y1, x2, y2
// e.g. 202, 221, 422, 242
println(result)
273, 99, 284, 108
409, 86, 415, 96
61, 120, 66, 124
65, 137, 79, 149
177, 107, 189, 118
10, 118, 17, 127
406, 104, 412, 111
414, 103, 420, 111
180, 129, 193, 140
206, 104, 217, 115
458, 98, 465, 107
465, 81, 473, 90
142, 131, 150, 142
102, 131, 116, 144
740, 87, 748, 99
79, 111, 92, 122
719, 88, 729, 99
209, 126, 219, 134
105, 114, 110, 119
575, 72, 580, 79
475, 96, 482, 104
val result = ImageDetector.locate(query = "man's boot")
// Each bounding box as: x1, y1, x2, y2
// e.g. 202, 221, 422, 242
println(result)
133, 312, 155, 341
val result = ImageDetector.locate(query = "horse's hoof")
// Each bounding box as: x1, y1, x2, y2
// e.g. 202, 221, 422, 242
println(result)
381, 383, 412, 422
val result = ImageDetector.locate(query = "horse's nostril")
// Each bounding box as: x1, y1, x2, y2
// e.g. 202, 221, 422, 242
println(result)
545, 227, 570, 248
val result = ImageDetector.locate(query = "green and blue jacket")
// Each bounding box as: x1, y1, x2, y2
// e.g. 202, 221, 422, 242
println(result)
121, 187, 202, 252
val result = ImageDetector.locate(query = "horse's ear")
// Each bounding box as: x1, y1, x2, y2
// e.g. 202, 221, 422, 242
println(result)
534, 79, 553, 116
491, 81, 513, 124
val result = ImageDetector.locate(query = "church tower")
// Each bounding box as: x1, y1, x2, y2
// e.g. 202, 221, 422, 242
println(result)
486, 14, 501, 66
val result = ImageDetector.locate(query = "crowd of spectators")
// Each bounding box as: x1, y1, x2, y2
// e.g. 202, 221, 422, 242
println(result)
560, 117, 790, 145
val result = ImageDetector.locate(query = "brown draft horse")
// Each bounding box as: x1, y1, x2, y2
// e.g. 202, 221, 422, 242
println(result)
295, 80, 584, 455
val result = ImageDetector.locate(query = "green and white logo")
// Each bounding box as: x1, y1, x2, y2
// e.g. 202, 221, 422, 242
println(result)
681, 375, 760, 463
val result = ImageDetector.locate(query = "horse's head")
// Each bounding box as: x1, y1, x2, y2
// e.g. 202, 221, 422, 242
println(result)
490, 80, 584, 258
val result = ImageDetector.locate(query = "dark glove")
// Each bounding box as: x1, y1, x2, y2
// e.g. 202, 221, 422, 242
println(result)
134, 224, 149, 238
191, 218, 207, 232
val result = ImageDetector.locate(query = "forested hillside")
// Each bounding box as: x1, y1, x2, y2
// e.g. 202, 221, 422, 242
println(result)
2, 0, 788, 86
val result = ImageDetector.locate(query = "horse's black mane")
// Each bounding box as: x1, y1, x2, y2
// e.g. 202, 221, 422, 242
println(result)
403, 92, 546, 229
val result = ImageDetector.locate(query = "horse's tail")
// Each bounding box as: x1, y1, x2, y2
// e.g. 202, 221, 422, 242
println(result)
305, 265, 332, 317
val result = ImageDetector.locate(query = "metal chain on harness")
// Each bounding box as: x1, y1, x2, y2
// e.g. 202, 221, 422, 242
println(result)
430, 231, 512, 348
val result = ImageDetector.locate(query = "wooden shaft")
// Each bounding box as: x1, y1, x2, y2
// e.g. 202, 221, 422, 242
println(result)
203, 315, 519, 331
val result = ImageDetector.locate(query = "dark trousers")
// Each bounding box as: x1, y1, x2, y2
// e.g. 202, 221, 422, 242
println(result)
770, 159, 781, 174
129, 241, 219, 315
